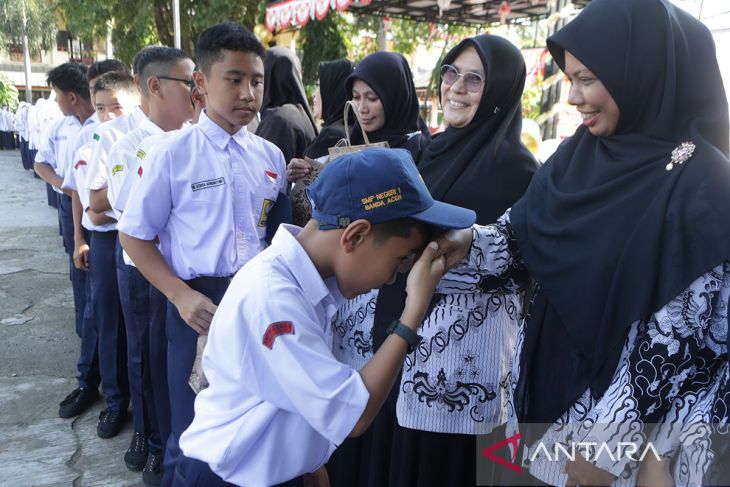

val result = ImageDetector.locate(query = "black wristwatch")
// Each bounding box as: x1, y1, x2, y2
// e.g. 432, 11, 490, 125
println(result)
386, 320, 423, 353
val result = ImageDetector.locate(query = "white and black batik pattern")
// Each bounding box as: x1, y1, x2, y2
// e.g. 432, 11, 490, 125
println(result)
331, 290, 378, 371
506, 262, 730, 487
397, 213, 528, 435
458, 214, 729, 487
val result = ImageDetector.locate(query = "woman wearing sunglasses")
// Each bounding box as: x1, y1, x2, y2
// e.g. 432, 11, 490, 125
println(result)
383, 35, 538, 487
433, 0, 730, 484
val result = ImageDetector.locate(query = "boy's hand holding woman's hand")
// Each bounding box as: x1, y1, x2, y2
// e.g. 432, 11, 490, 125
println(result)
402, 227, 473, 329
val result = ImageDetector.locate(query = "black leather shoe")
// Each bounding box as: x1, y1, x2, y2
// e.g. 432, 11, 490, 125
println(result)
124, 431, 148, 471
143, 451, 163, 486
58, 387, 98, 418
97, 407, 126, 438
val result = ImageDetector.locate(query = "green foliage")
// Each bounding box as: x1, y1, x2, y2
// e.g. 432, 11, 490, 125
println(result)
53, 0, 263, 65
300, 14, 348, 87
57, 0, 114, 46
0, 0, 56, 55
388, 18, 430, 57
0, 73, 20, 111
113, 0, 161, 64
521, 83, 542, 120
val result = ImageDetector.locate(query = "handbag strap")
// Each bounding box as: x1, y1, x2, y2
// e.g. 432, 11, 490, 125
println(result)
343, 100, 371, 146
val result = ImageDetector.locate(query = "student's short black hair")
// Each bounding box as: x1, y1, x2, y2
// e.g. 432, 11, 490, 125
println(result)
87, 59, 129, 82
133, 46, 192, 94
372, 218, 434, 244
195, 22, 265, 74
46, 63, 90, 101
92, 71, 138, 97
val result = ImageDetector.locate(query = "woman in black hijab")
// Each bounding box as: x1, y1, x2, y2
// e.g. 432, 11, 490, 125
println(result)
437, 0, 730, 485
326, 51, 431, 487
384, 35, 537, 487
345, 51, 430, 161
256, 47, 318, 163
303, 59, 354, 159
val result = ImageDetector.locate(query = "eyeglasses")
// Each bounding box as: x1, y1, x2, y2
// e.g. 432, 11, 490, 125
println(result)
157, 76, 195, 90
440, 64, 484, 93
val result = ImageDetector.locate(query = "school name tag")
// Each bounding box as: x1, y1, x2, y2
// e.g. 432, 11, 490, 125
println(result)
191, 177, 225, 192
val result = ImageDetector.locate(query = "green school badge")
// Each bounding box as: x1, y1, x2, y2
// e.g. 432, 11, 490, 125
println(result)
111, 164, 124, 176
136, 149, 146, 160
93, 133, 100, 141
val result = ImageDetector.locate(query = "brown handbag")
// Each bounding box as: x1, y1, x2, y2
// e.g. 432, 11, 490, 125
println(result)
290, 101, 389, 226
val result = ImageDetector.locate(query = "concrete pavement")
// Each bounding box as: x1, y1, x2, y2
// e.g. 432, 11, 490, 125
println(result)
0, 150, 142, 486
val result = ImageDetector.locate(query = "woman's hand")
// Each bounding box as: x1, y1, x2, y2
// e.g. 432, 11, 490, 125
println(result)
287, 158, 311, 182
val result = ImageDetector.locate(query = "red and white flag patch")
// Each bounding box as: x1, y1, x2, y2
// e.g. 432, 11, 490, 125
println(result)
264, 170, 278, 185
262, 321, 295, 349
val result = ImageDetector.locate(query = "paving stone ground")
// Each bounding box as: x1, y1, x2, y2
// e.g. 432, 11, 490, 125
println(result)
0, 150, 142, 487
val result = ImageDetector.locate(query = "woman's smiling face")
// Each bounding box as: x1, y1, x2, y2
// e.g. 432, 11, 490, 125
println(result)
441, 46, 485, 128
564, 50, 621, 137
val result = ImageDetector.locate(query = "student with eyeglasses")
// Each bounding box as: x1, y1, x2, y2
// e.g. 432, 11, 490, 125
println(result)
374, 35, 538, 487
106, 46, 195, 484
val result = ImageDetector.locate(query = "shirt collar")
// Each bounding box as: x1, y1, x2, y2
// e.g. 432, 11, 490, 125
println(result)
271, 225, 346, 311
129, 106, 146, 125
140, 117, 165, 137
198, 110, 249, 150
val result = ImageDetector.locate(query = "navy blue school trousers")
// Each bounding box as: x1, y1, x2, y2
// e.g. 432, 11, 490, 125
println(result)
58, 194, 87, 338
116, 239, 161, 454
90, 230, 128, 412
74, 226, 101, 391
150, 285, 171, 454
173, 457, 304, 487
162, 276, 230, 487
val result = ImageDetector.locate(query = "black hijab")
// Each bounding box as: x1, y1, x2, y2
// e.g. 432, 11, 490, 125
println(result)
510, 0, 730, 426
303, 59, 354, 159
260, 46, 317, 133
345, 51, 425, 149
419, 35, 538, 225
257, 47, 318, 161
372, 37, 538, 353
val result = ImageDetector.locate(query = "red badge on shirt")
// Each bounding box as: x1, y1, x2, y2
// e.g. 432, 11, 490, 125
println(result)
262, 321, 295, 349
75, 160, 87, 170
137, 166, 143, 177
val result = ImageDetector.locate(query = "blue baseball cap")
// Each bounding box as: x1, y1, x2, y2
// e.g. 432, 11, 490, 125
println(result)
307, 148, 476, 230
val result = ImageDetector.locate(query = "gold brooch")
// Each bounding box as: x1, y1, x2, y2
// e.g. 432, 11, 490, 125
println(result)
665, 141, 696, 171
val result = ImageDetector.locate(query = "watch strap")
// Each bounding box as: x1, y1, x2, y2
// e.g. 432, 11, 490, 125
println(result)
386, 320, 423, 353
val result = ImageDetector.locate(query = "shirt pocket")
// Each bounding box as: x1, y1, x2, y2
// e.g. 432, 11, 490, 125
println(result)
252, 184, 281, 229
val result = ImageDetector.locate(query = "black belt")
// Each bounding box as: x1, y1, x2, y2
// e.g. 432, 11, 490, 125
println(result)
91, 230, 118, 240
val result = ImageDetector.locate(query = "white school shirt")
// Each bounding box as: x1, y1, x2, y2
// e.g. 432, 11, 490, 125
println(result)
35, 114, 96, 193
15, 103, 29, 141
85, 107, 146, 197
106, 118, 165, 219
118, 110, 287, 280
0, 109, 9, 131
62, 141, 118, 232
180, 225, 369, 487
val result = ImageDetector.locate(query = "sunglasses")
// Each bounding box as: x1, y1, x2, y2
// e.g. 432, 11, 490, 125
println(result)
440, 64, 484, 93
157, 75, 195, 90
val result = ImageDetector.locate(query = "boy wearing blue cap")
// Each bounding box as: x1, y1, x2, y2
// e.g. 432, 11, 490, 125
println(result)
177, 147, 476, 487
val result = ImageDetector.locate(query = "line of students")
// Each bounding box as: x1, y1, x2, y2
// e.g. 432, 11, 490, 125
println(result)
29, 1, 729, 485
0, 105, 17, 150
